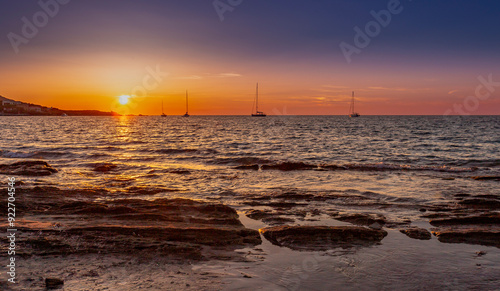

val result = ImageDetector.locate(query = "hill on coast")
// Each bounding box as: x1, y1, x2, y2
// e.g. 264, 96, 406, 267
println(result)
0, 95, 119, 116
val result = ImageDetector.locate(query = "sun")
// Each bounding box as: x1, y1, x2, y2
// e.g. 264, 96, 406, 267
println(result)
118, 95, 130, 105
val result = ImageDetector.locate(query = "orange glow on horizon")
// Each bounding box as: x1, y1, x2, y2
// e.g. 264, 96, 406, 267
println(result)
1, 52, 499, 115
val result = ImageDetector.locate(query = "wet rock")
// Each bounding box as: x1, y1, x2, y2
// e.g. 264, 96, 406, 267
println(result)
475, 194, 500, 199
432, 228, 500, 248
259, 225, 387, 251
420, 213, 451, 219
310, 209, 322, 216
429, 213, 500, 226
244, 209, 295, 225
234, 165, 259, 170
384, 218, 412, 229
459, 198, 500, 210
25, 237, 74, 256
335, 213, 386, 227
471, 176, 500, 181
249, 195, 272, 201
45, 278, 64, 289
399, 227, 432, 240
423, 205, 458, 212
0, 160, 58, 176
83, 270, 99, 277
262, 216, 295, 225
244, 201, 306, 208
476, 251, 487, 257
245, 209, 272, 220
261, 162, 316, 171
267, 201, 306, 208
93, 163, 117, 172
12, 188, 262, 259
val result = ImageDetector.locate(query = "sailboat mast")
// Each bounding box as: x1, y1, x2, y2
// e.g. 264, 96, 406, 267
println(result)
186, 90, 188, 114
351, 91, 354, 113
162, 100, 164, 114
256, 83, 259, 113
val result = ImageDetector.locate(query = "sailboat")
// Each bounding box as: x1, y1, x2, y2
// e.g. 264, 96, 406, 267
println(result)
182, 90, 190, 117
251, 83, 266, 117
161, 100, 166, 117
349, 91, 360, 118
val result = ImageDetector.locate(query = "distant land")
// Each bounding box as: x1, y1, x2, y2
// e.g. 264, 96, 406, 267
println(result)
0, 95, 120, 116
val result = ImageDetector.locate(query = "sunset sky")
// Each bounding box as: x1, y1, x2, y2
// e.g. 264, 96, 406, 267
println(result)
1, 0, 499, 115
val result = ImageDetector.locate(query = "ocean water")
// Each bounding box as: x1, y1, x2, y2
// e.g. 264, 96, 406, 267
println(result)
1, 115, 500, 290
1, 115, 498, 186
1, 115, 499, 221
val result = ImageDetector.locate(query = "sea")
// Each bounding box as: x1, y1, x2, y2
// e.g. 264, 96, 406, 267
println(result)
1, 115, 499, 290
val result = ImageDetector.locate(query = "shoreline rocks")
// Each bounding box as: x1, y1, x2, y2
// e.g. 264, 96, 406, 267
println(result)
429, 214, 500, 227
471, 176, 500, 181
45, 278, 64, 289
259, 225, 387, 251
8, 187, 261, 260
428, 210, 499, 248
432, 228, 500, 248
334, 213, 386, 227
399, 227, 431, 240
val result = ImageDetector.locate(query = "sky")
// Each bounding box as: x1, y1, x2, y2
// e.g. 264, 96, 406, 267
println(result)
1, 0, 499, 115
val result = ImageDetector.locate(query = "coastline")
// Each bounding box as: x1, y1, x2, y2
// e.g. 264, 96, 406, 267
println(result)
1, 159, 499, 290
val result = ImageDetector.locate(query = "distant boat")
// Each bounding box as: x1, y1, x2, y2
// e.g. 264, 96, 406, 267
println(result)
349, 91, 360, 118
61, 113, 67, 116
182, 90, 190, 117
161, 100, 166, 117
251, 83, 266, 117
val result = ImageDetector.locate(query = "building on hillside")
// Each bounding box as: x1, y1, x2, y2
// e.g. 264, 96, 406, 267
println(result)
2, 100, 20, 106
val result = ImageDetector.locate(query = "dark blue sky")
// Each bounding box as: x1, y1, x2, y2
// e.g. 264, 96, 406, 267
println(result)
2, 0, 500, 60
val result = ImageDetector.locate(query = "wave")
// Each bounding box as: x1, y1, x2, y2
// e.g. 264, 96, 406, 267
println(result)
0, 150, 70, 159
322, 163, 477, 173
156, 148, 199, 154
456, 159, 500, 168
210, 156, 275, 165
234, 161, 477, 173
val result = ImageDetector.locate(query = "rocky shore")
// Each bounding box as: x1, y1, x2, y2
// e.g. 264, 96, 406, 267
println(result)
1, 160, 499, 289
0, 184, 261, 290
2, 186, 261, 260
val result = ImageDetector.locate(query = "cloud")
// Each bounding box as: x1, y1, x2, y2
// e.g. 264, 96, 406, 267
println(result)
321, 85, 348, 89
448, 90, 459, 95
368, 86, 409, 91
314, 85, 349, 93
215, 73, 242, 78
175, 75, 203, 80
175, 73, 242, 80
